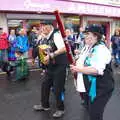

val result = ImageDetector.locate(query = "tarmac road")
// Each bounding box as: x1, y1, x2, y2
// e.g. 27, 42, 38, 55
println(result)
0, 65, 120, 120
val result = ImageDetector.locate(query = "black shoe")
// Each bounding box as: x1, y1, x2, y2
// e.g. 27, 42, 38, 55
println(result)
33, 104, 50, 111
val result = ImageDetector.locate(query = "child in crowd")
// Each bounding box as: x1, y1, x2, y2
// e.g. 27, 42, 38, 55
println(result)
14, 49, 29, 81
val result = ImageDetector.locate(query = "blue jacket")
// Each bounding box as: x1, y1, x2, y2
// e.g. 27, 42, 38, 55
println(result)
16, 35, 29, 53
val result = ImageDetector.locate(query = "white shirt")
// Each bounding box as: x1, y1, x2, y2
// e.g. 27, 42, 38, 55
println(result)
75, 44, 111, 92
89, 44, 111, 75
53, 31, 65, 49
46, 29, 65, 50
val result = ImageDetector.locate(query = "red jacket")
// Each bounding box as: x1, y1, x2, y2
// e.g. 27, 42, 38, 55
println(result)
0, 33, 9, 49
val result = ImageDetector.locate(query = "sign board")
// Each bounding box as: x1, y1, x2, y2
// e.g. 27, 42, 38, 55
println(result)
0, 0, 120, 17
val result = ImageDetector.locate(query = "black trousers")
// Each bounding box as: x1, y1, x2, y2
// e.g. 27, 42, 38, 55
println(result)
83, 91, 113, 120
41, 64, 67, 110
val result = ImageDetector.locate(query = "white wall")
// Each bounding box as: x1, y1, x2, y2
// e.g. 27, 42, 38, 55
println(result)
0, 13, 8, 33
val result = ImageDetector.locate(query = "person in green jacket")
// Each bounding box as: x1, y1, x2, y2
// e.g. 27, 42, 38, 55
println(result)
14, 49, 29, 81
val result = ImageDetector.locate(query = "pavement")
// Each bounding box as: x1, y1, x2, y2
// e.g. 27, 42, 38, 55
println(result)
0, 63, 120, 120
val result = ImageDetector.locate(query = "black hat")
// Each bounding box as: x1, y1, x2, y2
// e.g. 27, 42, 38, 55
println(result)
84, 24, 103, 35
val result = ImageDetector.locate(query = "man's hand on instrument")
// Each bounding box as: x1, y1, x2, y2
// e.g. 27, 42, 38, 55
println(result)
44, 54, 50, 65
49, 52, 55, 59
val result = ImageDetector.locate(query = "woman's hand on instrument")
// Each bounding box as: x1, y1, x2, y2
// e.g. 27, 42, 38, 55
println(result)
70, 64, 82, 73
74, 49, 80, 55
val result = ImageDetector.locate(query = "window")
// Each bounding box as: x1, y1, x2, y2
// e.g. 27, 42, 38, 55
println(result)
63, 15, 80, 33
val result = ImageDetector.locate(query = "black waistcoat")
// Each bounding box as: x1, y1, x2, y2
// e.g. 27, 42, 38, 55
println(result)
83, 63, 114, 97
45, 30, 68, 65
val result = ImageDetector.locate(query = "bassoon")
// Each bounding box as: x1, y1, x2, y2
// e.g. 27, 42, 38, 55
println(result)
54, 10, 77, 79
54, 11, 85, 100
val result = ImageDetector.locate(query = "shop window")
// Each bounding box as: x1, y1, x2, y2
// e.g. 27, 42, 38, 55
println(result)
63, 15, 80, 33
115, 21, 120, 28
7, 19, 55, 35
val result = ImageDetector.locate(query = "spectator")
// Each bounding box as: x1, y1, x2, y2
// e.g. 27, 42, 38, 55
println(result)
0, 27, 9, 62
111, 28, 120, 67
65, 28, 76, 55
0, 27, 10, 78
29, 27, 38, 48
8, 29, 17, 61
75, 26, 85, 49
16, 28, 29, 58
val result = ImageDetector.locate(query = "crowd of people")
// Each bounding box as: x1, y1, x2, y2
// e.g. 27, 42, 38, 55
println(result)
0, 27, 29, 80
0, 23, 116, 119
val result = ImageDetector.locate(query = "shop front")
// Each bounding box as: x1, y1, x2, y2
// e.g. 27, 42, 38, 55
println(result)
0, 0, 120, 44
7, 13, 56, 33
6, 12, 81, 34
